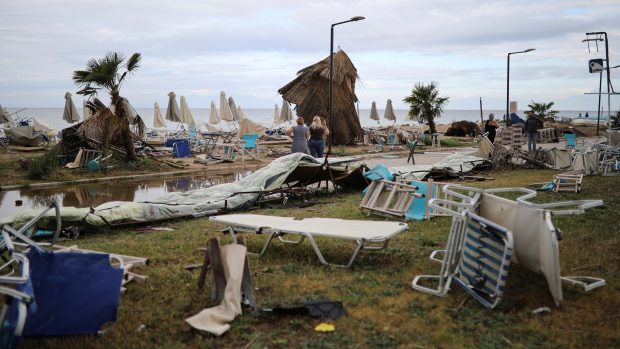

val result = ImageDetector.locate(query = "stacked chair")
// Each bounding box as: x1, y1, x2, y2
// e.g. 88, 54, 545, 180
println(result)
412, 185, 605, 308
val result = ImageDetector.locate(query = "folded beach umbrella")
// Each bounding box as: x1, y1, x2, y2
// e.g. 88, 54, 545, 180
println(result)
239, 116, 266, 137
209, 101, 220, 125
0, 104, 11, 123
82, 100, 93, 120
236, 105, 248, 122
180, 96, 198, 129
166, 91, 182, 123
272, 104, 281, 126
204, 123, 221, 132
153, 102, 166, 128
32, 118, 54, 132
219, 91, 234, 122
63, 92, 81, 123
123, 98, 138, 125
228, 97, 240, 122
280, 100, 293, 124
370, 101, 380, 123
384, 99, 396, 123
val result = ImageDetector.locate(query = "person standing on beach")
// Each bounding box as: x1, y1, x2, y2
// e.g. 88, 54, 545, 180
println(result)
585, 112, 589, 118
287, 116, 310, 154
484, 113, 499, 144
308, 115, 330, 158
524, 112, 542, 151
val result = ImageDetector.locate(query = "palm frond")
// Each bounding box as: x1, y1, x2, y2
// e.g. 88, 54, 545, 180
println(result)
125, 53, 141, 72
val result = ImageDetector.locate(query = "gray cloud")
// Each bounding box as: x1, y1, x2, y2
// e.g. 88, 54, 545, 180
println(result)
0, 0, 618, 111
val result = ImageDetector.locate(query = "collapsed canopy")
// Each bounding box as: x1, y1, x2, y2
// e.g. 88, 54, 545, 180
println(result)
278, 49, 362, 145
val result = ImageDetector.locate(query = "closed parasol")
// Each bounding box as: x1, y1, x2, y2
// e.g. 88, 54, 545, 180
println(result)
369, 101, 380, 123
180, 96, 198, 129
219, 91, 234, 122
166, 91, 182, 122
208, 100, 220, 125
272, 103, 281, 126
63, 92, 81, 123
280, 100, 293, 124
153, 102, 166, 128
384, 99, 397, 123
228, 97, 240, 122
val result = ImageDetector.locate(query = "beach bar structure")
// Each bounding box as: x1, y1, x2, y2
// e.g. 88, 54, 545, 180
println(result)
278, 49, 363, 145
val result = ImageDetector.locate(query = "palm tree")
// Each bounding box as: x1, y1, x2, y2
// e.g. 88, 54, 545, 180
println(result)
403, 81, 449, 134
527, 101, 558, 122
73, 52, 142, 161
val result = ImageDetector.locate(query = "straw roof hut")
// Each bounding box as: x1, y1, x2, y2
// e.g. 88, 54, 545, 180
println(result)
278, 49, 362, 145
76, 107, 140, 150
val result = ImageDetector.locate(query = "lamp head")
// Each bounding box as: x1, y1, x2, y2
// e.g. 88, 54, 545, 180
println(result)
350, 16, 365, 21
524, 48, 536, 53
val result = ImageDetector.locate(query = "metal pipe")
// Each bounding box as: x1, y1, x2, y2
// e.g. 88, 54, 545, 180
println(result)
506, 48, 535, 126
328, 16, 365, 155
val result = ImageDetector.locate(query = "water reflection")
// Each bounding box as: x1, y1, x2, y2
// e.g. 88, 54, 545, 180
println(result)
0, 172, 250, 218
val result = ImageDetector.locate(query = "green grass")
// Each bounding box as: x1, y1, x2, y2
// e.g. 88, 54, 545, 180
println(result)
20, 170, 620, 348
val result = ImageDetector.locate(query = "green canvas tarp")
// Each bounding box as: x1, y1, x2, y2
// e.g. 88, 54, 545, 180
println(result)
0, 154, 364, 232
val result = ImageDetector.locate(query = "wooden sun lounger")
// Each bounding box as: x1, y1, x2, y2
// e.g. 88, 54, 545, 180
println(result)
209, 214, 409, 267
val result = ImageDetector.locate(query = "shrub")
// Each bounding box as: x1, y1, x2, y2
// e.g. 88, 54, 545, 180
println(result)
27, 147, 60, 179
445, 120, 480, 137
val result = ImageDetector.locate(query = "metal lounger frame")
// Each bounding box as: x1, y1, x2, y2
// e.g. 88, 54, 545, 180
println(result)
223, 225, 397, 268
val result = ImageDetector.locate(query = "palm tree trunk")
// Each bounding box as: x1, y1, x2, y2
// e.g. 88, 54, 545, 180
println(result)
427, 116, 437, 134
112, 94, 138, 161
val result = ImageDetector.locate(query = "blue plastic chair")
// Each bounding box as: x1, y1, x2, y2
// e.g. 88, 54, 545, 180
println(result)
405, 180, 434, 220
241, 134, 259, 160
172, 139, 191, 158
242, 134, 258, 149
1, 225, 124, 341
564, 133, 576, 149
387, 133, 396, 145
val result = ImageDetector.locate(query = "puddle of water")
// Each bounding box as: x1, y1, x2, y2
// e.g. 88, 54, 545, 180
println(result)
0, 172, 250, 218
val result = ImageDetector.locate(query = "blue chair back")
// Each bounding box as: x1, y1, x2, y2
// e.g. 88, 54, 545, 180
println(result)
172, 140, 191, 158
564, 133, 576, 148
242, 134, 258, 149
387, 133, 396, 145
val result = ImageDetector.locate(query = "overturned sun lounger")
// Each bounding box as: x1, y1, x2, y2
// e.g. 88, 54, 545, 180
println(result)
209, 214, 409, 267
412, 184, 605, 308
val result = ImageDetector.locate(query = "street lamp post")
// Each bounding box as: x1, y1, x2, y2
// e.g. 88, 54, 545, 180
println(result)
328, 16, 365, 156
506, 48, 535, 125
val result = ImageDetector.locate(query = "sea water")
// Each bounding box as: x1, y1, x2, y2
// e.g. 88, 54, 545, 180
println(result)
3, 107, 609, 132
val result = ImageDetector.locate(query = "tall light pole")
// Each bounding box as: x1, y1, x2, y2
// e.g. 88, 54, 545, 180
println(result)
506, 48, 535, 125
328, 16, 365, 156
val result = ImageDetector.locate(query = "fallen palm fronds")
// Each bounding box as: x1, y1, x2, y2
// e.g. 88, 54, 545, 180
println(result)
490, 145, 553, 170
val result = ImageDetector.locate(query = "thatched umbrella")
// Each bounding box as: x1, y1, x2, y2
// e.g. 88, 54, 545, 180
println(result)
83, 100, 93, 120
278, 49, 362, 145
369, 101, 380, 124
384, 99, 397, 123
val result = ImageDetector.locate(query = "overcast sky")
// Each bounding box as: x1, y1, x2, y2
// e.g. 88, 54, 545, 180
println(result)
1, 0, 619, 112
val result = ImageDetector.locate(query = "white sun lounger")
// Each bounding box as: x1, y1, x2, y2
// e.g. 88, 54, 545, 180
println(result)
209, 214, 409, 267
